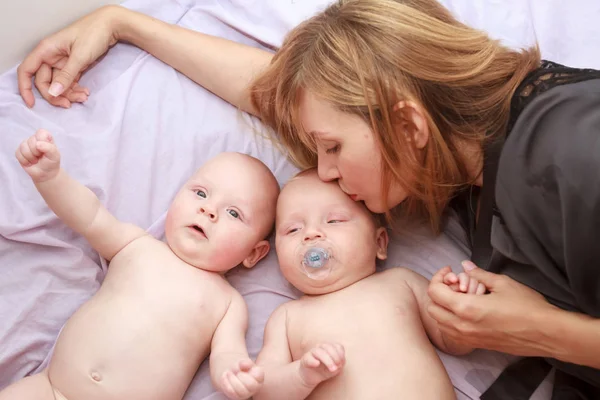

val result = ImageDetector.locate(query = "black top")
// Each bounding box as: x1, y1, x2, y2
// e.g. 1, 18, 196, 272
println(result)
493, 77, 600, 317
451, 61, 600, 397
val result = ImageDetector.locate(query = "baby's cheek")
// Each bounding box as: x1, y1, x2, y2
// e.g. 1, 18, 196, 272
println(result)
209, 232, 250, 269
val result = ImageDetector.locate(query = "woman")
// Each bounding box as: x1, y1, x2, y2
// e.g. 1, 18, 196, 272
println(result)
17, 1, 600, 398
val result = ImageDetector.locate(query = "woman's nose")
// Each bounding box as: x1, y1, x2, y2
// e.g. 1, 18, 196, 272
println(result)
317, 158, 340, 182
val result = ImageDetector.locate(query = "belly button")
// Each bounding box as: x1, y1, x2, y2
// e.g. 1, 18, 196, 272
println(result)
90, 371, 102, 382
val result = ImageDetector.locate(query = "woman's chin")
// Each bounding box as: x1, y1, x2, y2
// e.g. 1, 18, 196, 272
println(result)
363, 199, 386, 214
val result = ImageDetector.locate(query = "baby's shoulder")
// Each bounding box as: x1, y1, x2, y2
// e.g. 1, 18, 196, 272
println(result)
374, 266, 423, 284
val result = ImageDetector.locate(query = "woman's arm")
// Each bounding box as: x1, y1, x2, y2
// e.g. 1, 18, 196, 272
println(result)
18, 5, 273, 115
114, 7, 272, 115
546, 307, 600, 369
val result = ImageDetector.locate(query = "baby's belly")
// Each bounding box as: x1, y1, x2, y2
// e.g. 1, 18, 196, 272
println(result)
294, 308, 455, 399
308, 335, 456, 400
47, 292, 216, 400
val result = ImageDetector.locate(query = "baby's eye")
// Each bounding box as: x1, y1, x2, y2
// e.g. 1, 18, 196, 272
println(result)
287, 227, 300, 234
228, 209, 240, 219
196, 190, 207, 198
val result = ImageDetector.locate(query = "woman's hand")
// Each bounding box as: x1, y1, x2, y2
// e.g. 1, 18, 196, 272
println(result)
427, 261, 559, 357
17, 5, 125, 108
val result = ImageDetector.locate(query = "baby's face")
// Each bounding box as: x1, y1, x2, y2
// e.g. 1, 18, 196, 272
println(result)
165, 152, 278, 272
275, 170, 388, 295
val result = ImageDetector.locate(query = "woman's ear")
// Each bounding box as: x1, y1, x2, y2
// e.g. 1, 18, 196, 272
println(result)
242, 240, 271, 269
375, 227, 389, 261
393, 100, 430, 149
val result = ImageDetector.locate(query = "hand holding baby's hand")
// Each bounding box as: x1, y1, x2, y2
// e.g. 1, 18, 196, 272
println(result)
300, 342, 345, 388
442, 265, 487, 295
15, 129, 61, 183
219, 358, 264, 400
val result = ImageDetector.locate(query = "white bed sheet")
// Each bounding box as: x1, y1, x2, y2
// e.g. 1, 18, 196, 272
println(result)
2, 0, 599, 398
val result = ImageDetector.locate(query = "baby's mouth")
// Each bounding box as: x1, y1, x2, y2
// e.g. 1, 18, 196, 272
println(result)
190, 225, 207, 239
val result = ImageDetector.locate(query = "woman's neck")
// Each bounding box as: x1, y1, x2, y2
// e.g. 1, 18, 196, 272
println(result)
457, 139, 484, 187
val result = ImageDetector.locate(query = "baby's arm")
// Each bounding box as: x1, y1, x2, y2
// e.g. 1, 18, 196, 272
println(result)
401, 268, 476, 355
16, 129, 145, 261
254, 305, 345, 400
210, 290, 263, 400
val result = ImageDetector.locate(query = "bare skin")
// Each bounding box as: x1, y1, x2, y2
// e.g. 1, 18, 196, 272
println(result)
254, 171, 467, 400
20, 0, 600, 382
2, 129, 280, 400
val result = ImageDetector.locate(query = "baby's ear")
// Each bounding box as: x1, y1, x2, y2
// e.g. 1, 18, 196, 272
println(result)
375, 227, 389, 261
242, 240, 271, 269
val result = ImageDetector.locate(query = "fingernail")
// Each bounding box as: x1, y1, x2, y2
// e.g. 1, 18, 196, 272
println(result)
462, 260, 476, 271
48, 82, 64, 97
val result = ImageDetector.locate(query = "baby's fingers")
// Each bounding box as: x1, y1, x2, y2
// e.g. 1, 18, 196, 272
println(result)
302, 351, 321, 368
320, 343, 344, 366
36, 140, 60, 162
35, 128, 54, 143
222, 372, 249, 399
15, 146, 30, 167
18, 140, 37, 164
476, 282, 487, 295
312, 347, 337, 372
467, 277, 481, 294
227, 372, 252, 399
443, 272, 458, 285
235, 359, 253, 372
221, 371, 237, 399
458, 273, 470, 292
237, 371, 263, 393
27, 135, 43, 158
248, 365, 264, 382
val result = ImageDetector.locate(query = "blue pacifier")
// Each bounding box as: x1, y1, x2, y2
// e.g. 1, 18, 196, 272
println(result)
303, 248, 329, 269
300, 246, 333, 280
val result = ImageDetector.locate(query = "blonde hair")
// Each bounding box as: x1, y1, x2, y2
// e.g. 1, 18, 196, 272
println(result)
250, 0, 540, 232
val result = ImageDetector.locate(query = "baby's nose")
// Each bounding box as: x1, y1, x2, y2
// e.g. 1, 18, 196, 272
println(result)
199, 206, 217, 221
303, 230, 323, 242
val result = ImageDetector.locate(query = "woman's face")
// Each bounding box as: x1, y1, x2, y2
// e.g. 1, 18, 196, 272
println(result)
298, 90, 408, 213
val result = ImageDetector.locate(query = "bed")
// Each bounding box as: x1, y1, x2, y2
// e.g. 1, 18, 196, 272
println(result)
1, 0, 599, 398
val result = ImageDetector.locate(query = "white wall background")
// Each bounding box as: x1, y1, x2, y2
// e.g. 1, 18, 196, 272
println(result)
0, 0, 121, 73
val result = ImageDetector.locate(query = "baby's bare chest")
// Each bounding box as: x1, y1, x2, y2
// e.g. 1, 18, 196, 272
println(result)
287, 278, 421, 359
98, 238, 231, 324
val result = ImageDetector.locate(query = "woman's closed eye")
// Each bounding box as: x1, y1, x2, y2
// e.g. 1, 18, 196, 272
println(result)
325, 144, 340, 155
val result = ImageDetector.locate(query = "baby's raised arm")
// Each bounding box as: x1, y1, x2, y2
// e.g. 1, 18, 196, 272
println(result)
254, 305, 344, 400
16, 129, 146, 261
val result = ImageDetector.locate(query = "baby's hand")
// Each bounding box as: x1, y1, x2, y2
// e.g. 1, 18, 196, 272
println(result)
219, 358, 264, 400
15, 129, 61, 183
442, 268, 487, 295
299, 342, 345, 388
